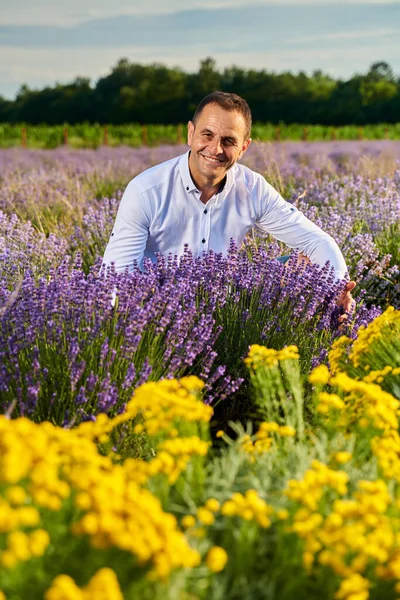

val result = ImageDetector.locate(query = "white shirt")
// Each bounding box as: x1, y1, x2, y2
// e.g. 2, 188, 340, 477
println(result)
103, 151, 348, 279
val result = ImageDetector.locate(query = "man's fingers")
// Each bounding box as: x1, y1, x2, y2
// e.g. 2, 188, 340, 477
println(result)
345, 281, 356, 292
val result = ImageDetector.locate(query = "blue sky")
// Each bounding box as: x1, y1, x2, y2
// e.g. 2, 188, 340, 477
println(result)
0, 0, 399, 99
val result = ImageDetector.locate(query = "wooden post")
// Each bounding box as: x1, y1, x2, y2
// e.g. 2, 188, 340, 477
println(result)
63, 126, 68, 146
302, 127, 308, 141
177, 123, 183, 145
330, 128, 337, 141
21, 127, 27, 148
358, 127, 363, 141
142, 125, 148, 146
275, 126, 281, 141
103, 126, 108, 146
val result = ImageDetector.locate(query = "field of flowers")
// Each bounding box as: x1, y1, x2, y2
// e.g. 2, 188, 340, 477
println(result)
0, 141, 399, 599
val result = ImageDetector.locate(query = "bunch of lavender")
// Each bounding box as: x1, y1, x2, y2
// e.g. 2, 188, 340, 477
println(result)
0, 254, 237, 425
291, 171, 400, 308
69, 197, 119, 272
0, 210, 68, 290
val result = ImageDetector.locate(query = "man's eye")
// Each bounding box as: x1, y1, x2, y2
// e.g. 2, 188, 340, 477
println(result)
203, 133, 212, 139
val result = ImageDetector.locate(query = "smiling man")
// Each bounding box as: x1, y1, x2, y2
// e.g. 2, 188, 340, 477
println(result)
103, 91, 355, 316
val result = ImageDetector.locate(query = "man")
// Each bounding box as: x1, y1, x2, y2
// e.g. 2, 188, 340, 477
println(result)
103, 91, 355, 319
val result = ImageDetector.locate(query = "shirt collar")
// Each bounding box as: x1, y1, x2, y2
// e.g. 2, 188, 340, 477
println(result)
179, 150, 235, 195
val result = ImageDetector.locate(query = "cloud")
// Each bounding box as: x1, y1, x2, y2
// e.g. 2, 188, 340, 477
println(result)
2, 0, 400, 26
1, 3, 399, 49
1, 2, 399, 98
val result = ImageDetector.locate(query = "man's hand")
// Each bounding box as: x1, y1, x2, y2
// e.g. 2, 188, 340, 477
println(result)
337, 281, 356, 328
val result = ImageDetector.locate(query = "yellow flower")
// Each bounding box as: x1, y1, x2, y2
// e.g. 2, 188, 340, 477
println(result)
216, 430, 224, 438
333, 452, 352, 465
181, 515, 196, 529
245, 344, 299, 369
0, 550, 18, 569
6, 486, 27, 506
334, 573, 370, 599
7, 531, 31, 561
259, 422, 280, 433
196, 508, 215, 526
206, 546, 228, 572
205, 499, 220, 513
221, 501, 237, 517
278, 426, 296, 437
309, 364, 330, 385
28, 529, 50, 557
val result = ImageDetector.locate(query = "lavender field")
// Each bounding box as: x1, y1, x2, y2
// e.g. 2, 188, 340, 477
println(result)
0, 141, 400, 600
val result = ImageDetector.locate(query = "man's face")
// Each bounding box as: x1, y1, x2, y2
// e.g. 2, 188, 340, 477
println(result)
187, 103, 251, 187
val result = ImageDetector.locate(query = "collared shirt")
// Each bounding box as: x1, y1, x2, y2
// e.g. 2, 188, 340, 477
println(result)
102, 151, 348, 279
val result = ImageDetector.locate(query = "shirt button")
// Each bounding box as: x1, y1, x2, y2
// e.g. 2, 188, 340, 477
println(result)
186, 186, 189, 191
202, 238, 206, 244
204, 209, 208, 214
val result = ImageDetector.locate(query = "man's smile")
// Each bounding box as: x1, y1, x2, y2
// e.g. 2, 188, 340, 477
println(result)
200, 153, 225, 164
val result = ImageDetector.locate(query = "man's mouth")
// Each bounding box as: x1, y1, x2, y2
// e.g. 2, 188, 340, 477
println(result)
201, 154, 224, 164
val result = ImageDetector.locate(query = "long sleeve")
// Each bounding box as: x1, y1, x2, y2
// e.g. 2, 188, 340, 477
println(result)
102, 180, 150, 272
255, 178, 348, 280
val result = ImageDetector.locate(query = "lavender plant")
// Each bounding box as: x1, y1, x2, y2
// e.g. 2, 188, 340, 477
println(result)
0, 244, 379, 426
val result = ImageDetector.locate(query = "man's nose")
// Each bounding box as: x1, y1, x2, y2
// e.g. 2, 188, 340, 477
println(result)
209, 137, 223, 155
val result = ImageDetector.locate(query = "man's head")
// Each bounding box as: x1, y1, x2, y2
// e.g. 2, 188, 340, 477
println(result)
192, 91, 252, 140
187, 92, 252, 190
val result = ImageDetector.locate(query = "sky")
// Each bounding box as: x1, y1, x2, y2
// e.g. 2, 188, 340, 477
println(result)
0, 0, 400, 99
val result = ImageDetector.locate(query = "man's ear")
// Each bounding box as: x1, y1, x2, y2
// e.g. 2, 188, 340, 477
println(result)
187, 121, 195, 146
239, 137, 252, 159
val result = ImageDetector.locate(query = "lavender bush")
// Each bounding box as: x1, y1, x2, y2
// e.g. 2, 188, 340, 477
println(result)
0, 245, 379, 425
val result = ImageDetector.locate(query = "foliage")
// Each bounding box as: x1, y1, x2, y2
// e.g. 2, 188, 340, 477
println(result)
0, 59, 400, 127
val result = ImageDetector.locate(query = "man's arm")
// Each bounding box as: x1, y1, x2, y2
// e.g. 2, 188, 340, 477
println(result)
102, 180, 150, 273
255, 178, 356, 320
255, 178, 348, 280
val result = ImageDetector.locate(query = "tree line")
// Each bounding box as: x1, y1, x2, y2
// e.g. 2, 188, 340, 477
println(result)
1, 58, 399, 126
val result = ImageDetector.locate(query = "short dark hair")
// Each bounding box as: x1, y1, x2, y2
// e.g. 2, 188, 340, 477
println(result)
192, 91, 252, 140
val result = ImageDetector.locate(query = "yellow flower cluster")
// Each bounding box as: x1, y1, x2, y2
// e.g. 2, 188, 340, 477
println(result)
221, 490, 274, 528
371, 430, 400, 481
244, 344, 299, 370
287, 464, 400, 596
75, 377, 212, 442
285, 460, 349, 511
0, 376, 213, 580
331, 373, 399, 431
45, 568, 123, 600
308, 364, 331, 385
327, 336, 353, 375
70, 474, 200, 578
363, 365, 400, 384
240, 422, 296, 458
316, 392, 345, 414
128, 377, 212, 436
123, 436, 210, 485
334, 573, 370, 600
349, 306, 400, 368
1, 529, 50, 569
